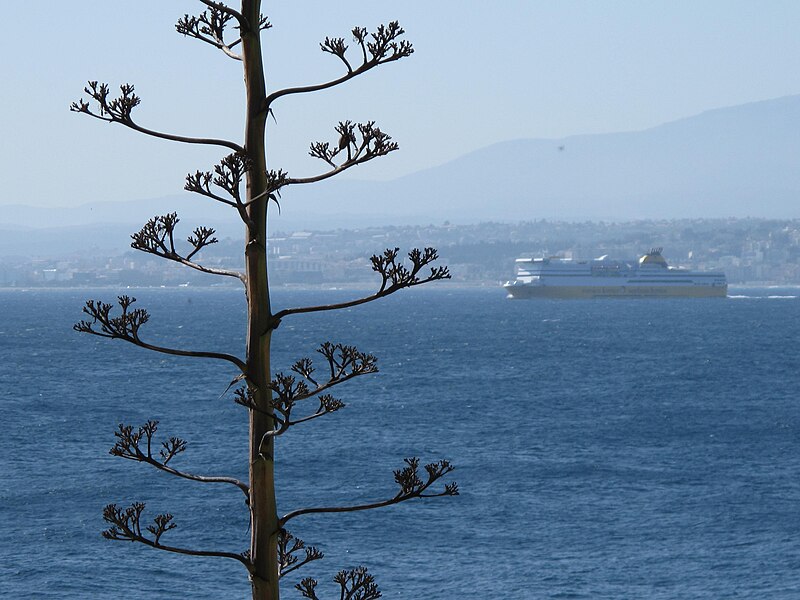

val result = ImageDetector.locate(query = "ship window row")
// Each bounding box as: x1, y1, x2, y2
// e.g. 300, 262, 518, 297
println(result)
518, 271, 722, 278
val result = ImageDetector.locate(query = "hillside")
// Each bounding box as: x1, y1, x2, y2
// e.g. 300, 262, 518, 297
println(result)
283, 95, 800, 222
2, 95, 798, 257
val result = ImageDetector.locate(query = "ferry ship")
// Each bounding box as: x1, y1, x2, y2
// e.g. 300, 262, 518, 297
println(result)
504, 248, 727, 299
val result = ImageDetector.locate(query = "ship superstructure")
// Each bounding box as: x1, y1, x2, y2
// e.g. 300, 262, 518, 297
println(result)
504, 248, 727, 298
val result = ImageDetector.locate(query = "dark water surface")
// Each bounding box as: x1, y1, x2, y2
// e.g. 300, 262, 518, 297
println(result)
2, 287, 799, 599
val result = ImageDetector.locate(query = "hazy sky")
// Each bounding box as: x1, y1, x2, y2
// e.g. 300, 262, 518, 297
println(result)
1, 1, 798, 208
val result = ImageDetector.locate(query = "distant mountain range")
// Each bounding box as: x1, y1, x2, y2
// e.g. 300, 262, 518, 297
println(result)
289, 94, 800, 223
2, 95, 798, 256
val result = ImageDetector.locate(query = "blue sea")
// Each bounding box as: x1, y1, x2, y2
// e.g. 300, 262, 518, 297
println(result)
2, 286, 800, 599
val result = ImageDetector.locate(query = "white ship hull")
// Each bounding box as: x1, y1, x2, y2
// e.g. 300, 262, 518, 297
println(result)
504, 249, 727, 299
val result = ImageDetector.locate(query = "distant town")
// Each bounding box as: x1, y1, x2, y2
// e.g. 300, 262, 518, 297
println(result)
3, 218, 800, 288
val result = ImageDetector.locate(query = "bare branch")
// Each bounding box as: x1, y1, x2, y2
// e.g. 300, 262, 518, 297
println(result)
186, 226, 218, 260
297, 566, 382, 600
185, 158, 250, 226
290, 120, 398, 184
185, 153, 251, 206
185, 170, 235, 206
176, 7, 242, 60
315, 342, 378, 384
130, 213, 247, 284
320, 36, 353, 73
110, 421, 249, 498
236, 342, 373, 437
197, 1, 245, 24
237, 168, 289, 213
102, 502, 250, 568
280, 458, 457, 526
232, 385, 262, 412
289, 395, 345, 425
335, 567, 382, 600
240, 344, 375, 457
71, 81, 244, 153
274, 248, 450, 320
213, 153, 249, 203
74, 295, 247, 372
290, 357, 317, 385
278, 530, 324, 579
185, 153, 283, 224
265, 21, 413, 107
371, 247, 452, 293
176, 2, 271, 56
